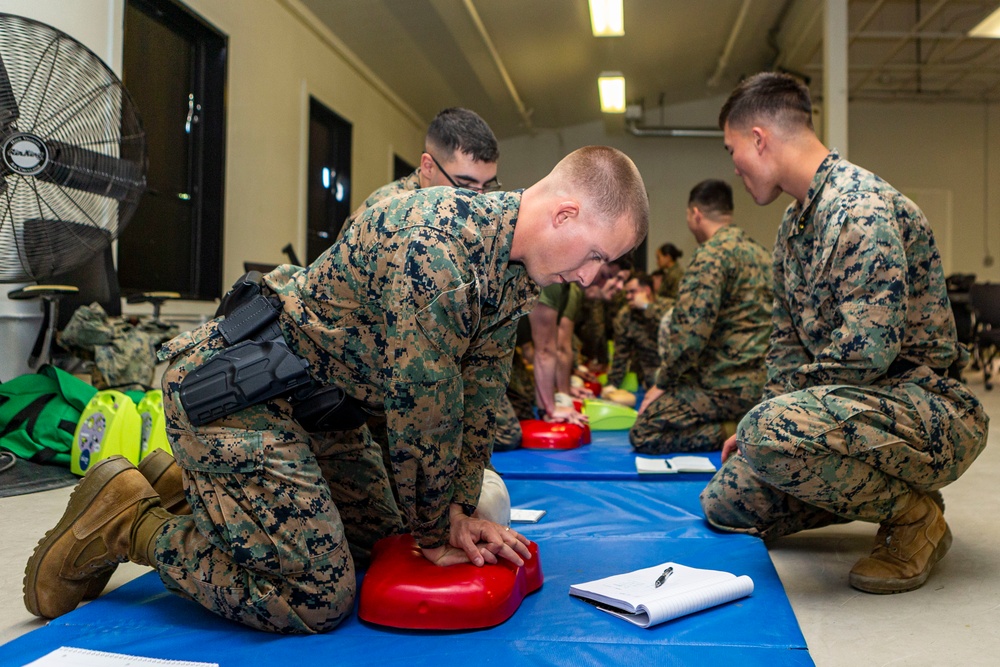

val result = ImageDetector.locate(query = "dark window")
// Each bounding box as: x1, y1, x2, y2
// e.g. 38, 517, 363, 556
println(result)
119, 0, 226, 300
394, 154, 415, 181
307, 98, 352, 263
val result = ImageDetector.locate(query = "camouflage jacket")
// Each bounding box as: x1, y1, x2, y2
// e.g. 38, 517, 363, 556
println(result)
764, 151, 960, 400
360, 170, 421, 212
656, 262, 685, 299
166, 188, 537, 549
654, 225, 772, 393
337, 170, 422, 241
608, 295, 674, 388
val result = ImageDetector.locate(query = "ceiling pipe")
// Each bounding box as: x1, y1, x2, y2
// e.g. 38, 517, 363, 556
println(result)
461, 0, 533, 131
708, 0, 753, 87
625, 119, 723, 138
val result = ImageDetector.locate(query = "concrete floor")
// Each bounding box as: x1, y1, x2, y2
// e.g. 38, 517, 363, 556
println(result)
1, 370, 998, 666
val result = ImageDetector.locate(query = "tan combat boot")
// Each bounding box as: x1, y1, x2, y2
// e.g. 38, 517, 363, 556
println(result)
80, 449, 191, 601
23, 456, 173, 619
137, 449, 191, 515
849, 493, 952, 594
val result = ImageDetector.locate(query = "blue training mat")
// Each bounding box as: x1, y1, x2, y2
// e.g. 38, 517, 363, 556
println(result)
1, 479, 811, 666
494, 428, 723, 480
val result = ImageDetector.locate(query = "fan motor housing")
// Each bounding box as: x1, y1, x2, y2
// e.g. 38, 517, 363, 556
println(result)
2, 132, 48, 176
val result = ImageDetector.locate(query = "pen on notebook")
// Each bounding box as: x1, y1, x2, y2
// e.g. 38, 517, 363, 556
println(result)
654, 566, 674, 588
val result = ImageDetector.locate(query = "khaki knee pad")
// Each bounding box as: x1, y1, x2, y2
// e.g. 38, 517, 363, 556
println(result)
475, 469, 511, 526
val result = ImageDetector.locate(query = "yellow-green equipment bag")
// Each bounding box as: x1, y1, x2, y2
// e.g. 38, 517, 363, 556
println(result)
137, 389, 171, 460
71, 390, 141, 475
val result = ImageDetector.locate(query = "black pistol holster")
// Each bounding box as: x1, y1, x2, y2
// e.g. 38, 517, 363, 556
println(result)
179, 272, 369, 432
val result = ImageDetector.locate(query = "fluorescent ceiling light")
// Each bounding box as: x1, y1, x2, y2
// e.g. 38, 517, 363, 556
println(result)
589, 0, 624, 37
970, 7, 1000, 38
599, 74, 626, 113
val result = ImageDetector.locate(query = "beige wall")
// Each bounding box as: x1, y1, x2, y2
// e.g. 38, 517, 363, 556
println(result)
496, 95, 788, 272
0, 0, 428, 318
498, 97, 1000, 284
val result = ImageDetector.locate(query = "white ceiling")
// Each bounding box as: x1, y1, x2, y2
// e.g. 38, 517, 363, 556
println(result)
297, 0, 1000, 139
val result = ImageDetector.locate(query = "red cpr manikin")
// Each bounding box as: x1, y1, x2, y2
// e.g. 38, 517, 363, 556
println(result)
358, 534, 544, 629
519, 419, 590, 449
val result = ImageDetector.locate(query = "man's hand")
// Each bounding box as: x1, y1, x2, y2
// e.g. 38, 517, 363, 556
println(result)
721, 434, 739, 463
420, 544, 474, 567
438, 506, 532, 567
544, 405, 588, 426
637, 386, 664, 415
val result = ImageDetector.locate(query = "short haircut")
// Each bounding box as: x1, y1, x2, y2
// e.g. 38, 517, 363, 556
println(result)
425, 107, 499, 163
551, 146, 650, 247
718, 72, 813, 132
627, 271, 654, 292
688, 179, 734, 217
657, 242, 682, 261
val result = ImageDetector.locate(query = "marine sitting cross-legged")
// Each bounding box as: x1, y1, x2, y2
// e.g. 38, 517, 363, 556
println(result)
23, 145, 649, 633
700, 71, 988, 594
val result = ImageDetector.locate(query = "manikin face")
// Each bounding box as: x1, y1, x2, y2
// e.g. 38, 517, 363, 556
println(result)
523, 209, 637, 288
424, 150, 499, 193
723, 122, 782, 206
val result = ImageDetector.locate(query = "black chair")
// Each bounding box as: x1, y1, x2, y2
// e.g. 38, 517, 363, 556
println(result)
946, 273, 976, 350
8, 245, 121, 370
968, 282, 1000, 390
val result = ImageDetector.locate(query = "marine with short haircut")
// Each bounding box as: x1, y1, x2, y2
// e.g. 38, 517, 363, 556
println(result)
24, 146, 649, 633
701, 71, 988, 595
631, 178, 772, 454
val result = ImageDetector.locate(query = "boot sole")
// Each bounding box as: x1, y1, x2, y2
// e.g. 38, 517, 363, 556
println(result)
23, 456, 136, 617
848, 524, 953, 595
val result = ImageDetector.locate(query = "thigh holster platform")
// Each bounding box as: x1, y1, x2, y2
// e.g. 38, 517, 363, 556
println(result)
179, 337, 314, 427
179, 272, 372, 431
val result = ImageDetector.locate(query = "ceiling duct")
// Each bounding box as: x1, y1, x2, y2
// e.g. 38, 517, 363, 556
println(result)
625, 118, 723, 138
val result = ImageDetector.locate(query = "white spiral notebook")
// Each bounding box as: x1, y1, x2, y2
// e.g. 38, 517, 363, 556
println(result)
22, 647, 218, 667
569, 561, 754, 628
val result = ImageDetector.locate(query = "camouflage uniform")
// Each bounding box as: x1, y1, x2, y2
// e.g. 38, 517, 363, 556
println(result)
335, 170, 422, 241
607, 295, 674, 389
497, 283, 581, 447
655, 262, 685, 299
155, 188, 537, 633
700, 152, 989, 539
631, 225, 772, 453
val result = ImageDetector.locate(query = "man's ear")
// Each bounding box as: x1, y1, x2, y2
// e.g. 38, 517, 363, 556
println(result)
751, 127, 767, 155
553, 200, 581, 227
419, 152, 434, 177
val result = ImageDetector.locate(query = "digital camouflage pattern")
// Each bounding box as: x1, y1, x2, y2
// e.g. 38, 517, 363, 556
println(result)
59, 303, 178, 390
336, 170, 422, 241
631, 224, 772, 453
359, 170, 421, 212
155, 187, 538, 632
700, 152, 989, 536
492, 394, 522, 451
655, 261, 685, 299
607, 295, 674, 389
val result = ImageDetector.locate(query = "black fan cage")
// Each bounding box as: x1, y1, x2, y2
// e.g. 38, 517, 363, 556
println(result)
0, 12, 147, 283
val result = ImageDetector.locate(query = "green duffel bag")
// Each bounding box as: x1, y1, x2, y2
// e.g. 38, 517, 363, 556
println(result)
0, 365, 97, 466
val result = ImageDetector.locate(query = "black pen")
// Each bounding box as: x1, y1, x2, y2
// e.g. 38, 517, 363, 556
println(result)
654, 566, 674, 588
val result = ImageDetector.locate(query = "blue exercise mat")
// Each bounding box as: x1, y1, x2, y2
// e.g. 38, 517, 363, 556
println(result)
1, 480, 811, 666
494, 429, 723, 480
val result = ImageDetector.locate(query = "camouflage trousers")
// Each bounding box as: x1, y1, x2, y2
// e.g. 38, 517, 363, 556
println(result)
700, 368, 988, 540
629, 383, 759, 454
493, 395, 522, 452
155, 344, 404, 634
